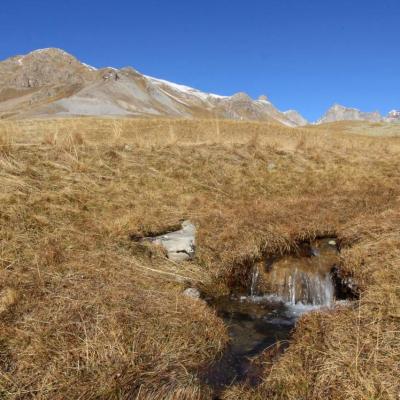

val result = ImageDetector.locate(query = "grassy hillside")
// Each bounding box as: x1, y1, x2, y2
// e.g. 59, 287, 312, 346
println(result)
310, 120, 400, 137
0, 118, 399, 399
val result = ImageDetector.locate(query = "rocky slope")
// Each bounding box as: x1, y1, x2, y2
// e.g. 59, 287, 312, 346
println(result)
0, 48, 308, 126
283, 109, 309, 126
385, 110, 400, 123
317, 104, 383, 124
316, 104, 400, 125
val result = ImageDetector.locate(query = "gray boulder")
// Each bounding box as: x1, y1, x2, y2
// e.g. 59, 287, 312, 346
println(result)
149, 221, 196, 262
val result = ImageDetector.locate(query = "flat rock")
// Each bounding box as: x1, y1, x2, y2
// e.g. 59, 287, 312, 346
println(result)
149, 220, 196, 262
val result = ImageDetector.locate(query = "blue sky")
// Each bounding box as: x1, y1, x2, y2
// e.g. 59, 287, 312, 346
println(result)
1, 0, 399, 121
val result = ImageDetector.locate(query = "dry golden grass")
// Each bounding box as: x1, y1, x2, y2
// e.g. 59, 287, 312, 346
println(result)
309, 120, 400, 137
0, 117, 399, 399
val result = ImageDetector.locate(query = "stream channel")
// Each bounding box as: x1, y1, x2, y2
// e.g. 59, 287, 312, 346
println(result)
201, 238, 347, 397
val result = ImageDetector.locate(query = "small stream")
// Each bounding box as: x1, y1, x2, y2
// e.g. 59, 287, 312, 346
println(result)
201, 238, 344, 397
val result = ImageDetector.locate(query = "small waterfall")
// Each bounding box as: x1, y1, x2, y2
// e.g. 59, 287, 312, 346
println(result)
279, 268, 334, 306
250, 265, 260, 297
252, 239, 339, 307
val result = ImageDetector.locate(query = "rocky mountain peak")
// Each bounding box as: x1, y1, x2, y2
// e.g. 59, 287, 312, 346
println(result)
0, 47, 95, 90
231, 92, 252, 102
0, 48, 308, 126
386, 110, 400, 122
317, 104, 383, 124
283, 110, 308, 126
25, 47, 76, 59
331, 103, 346, 111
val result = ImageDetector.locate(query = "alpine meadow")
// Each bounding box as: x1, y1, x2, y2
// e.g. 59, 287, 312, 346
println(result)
1, 2, 400, 399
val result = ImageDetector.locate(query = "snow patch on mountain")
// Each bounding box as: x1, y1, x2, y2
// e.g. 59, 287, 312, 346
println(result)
0, 47, 308, 126
146, 76, 227, 101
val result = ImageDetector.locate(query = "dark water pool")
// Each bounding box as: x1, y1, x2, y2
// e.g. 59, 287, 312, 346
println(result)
200, 295, 311, 397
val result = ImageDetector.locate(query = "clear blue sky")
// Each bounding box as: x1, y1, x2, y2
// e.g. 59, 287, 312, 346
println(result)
1, 0, 399, 121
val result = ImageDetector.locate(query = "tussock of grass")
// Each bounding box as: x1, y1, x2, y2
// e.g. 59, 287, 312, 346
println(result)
0, 117, 399, 399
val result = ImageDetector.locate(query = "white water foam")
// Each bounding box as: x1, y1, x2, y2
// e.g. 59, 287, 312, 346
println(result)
250, 265, 260, 297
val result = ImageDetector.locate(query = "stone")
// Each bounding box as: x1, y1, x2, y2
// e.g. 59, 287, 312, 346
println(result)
148, 220, 196, 262
183, 287, 201, 300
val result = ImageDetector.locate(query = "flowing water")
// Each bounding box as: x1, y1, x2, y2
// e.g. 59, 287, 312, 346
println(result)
249, 264, 260, 297
202, 238, 341, 397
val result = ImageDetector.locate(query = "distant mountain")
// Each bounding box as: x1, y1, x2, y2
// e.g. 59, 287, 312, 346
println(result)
0, 48, 307, 126
317, 104, 383, 124
283, 110, 308, 126
385, 110, 400, 123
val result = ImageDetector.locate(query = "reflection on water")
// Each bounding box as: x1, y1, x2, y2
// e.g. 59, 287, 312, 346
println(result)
202, 295, 320, 397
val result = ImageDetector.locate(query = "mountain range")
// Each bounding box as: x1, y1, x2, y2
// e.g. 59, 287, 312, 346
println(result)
317, 104, 399, 124
0, 48, 398, 126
